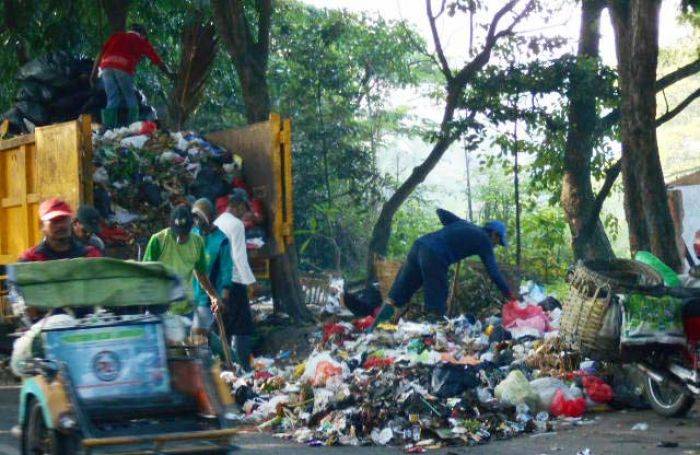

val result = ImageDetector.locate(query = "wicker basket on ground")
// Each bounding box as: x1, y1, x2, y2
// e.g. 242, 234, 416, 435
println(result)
560, 259, 663, 360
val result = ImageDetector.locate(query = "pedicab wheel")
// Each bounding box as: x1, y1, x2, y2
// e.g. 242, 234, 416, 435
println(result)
644, 376, 695, 417
22, 399, 77, 455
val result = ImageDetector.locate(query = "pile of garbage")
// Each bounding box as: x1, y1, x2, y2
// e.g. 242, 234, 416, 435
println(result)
222, 288, 622, 450
91, 121, 265, 252
1, 52, 155, 135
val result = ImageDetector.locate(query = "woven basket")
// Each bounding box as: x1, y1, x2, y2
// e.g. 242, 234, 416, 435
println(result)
578, 259, 663, 294
559, 264, 620, 360
374, 258, 403, 301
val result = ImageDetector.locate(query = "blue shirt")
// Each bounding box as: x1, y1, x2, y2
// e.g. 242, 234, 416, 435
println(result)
418, 209, 511, 298
192, 227, 233, 307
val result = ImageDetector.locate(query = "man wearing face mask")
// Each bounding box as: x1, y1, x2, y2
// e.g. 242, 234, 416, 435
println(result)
143, 204, 222, 316
20, 198, 102, 262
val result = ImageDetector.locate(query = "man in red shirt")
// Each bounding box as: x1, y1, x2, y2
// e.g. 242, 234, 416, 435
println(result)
90, 24, 172, 128
20, 198, 102, 262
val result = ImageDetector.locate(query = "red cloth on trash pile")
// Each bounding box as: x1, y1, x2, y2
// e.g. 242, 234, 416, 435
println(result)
312, 361, 342, 386
581, 375, 613, 403
353, 315, 375, 331
322, 322, 350, 344
550, 389, 586, 417
254, 370, 274, 381
139, 120, 157, 135
363, 355, 394, 370
97, 223, 132, 245
502, 300, 551, 335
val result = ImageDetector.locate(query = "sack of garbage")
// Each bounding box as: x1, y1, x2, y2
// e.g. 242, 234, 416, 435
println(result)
582, 375, 613, 404
530, 377, 568, 411
494, 370, 538, 409
550, 388, 586, 417
431, 364, 480, 398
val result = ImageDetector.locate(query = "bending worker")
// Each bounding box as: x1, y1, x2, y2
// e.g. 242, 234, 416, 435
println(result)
373, 209, 514, 327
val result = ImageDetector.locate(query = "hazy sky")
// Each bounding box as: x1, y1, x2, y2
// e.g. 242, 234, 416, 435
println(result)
299, 0, 694, 217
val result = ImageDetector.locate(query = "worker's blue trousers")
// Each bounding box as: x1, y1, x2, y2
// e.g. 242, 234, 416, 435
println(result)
388, 240, 449, 316
101, 68, 138, 110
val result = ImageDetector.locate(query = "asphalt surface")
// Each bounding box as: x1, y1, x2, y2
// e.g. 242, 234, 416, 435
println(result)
0, 386, 698, 454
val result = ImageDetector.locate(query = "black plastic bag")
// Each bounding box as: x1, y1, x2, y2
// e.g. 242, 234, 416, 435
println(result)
431, 364, 480, 398
16, 101, 48, 125
343, 285, 382, 317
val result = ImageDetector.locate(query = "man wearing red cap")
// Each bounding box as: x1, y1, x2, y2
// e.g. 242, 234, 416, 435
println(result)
20, 198, 102, 262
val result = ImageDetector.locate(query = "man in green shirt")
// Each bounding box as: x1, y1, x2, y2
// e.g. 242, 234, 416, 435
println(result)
143, 204, 222, 315
190, 198, 233, 334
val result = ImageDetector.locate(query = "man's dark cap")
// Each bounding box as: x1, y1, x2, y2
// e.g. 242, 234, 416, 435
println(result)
170, 204, 193, 236
76, 205, 101, 233
229, 188, 250, 206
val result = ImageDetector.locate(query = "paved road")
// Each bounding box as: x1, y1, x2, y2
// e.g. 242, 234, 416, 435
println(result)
0, 386, 698, 454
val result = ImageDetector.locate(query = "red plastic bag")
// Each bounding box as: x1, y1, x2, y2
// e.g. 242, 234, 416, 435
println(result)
254, 370, 274, 381
550, 389, 586, 417
353, 315, 375, 331
502, 300, 550, 333
322, 323, 349, 343
139, 120, 157, 135
582, 375, 613, 404
363, 355, 394, 370
312, 361, 342, 386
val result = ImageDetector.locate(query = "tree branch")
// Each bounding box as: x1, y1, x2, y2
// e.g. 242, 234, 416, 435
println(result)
600, 57, 700, 130
588, 158, 622, 227
655, 87, 700, 126
453, 0, 531, 86
426, 0, 452, 80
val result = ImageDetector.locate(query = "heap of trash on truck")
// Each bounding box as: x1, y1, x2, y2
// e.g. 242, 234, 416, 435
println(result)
90, 120, 266, 255
220, 282, 636, 451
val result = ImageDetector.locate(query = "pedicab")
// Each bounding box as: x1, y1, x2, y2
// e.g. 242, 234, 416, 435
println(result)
7, 258, 238, 454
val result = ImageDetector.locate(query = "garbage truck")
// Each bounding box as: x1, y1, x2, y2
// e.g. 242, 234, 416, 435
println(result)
0, 114, 294, 327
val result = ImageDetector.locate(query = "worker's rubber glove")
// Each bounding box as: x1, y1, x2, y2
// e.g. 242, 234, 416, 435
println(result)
368, 301, 396, 332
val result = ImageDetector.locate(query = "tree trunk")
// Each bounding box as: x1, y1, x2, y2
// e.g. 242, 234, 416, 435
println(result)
366, 108, 456, 267
168, 15, 217, 129
212, 0, 308, 320
610, 0, 681, 270
561, 0, 615, 261
101, 0, 130, 33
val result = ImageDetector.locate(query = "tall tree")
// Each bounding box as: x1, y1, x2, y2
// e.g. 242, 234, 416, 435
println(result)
212, 0, 272, 123
560, 0, 615, 261
366, 0, 535, 275
609, 0, 681, 270
168, 12, 217, 129
212, 0, 308, 320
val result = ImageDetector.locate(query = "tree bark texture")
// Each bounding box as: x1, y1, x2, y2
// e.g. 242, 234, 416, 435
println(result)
212, 0, 309, 319
560, 0, 615, 261
168, 15, 217, 129
610, 0, 682, 270
211, 0, 272, 123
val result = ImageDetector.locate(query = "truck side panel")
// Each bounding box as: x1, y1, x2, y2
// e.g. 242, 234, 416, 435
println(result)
206, 114, 293, 256
0, 117, 92, 266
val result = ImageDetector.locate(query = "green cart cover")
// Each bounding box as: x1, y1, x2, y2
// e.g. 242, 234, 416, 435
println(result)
6, 258, 184, 309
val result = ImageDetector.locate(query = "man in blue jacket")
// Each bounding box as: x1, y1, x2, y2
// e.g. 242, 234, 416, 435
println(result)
373, 209, 514, 327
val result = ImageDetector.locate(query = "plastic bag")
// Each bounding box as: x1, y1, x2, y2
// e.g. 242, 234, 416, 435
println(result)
502, 300, 549, 336
550, 389, 586, 417
530, 377, 567, 411
313, 361, 343, 386
634, 251, 681, 286
494, 370, 538, 409
431, 364, 480, 398
582, 375, 613, 404
598, 298, 621, 342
